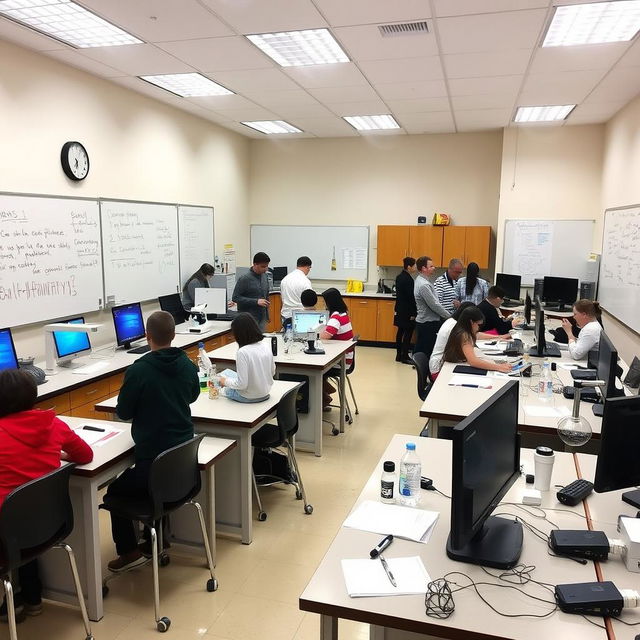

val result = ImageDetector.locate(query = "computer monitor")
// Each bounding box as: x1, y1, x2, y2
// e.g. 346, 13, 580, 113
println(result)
0, 327, 19, 371
529, 297, 561, 357
524, 292, 532, 325
271, 266, 288, 286
111, 302, 146, 349
591, 331, 623, 417
52, 317, 92, 367
542, 276, 578, 311
194, 287, 227, 315
495, 273, 521, 302
594, 395, 640, 509
158, 293, 188, 325
446, 380, 522, 569
291, 310, 329, 340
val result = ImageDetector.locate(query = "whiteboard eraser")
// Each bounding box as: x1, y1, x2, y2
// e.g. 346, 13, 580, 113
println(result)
522, 489, 542, 506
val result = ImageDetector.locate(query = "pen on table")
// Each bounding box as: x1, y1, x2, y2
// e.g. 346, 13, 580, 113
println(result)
451, 383, 490, 389
379, 554, 397, 587
82, 425, 105, 432
370, 534, 393, 558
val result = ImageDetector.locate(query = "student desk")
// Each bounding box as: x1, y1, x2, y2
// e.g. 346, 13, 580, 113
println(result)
95, 379, 300, 547
299, 434, 606, 640
207, 335, 354, 457
38, 416, 236, 622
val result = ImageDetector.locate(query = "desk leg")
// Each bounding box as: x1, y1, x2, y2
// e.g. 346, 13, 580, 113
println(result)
295, 371, 323, 457
239, 434, 252, 544
339, 355, 346, 434
320, 614, 338, 640
205, 467, 217, 564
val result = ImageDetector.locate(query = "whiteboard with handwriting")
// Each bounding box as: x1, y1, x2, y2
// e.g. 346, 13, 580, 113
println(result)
599, 205, 640, 334
0, 193, 102, 327
100, 199, 180, 305
178, 205, 214, 286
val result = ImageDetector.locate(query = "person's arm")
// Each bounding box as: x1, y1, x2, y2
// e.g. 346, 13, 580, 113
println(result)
477, 331, 510, 341
186, 279, 199, 308
56, 418, 94, 464
188, 361, 200, 402
486, 305, 513, 335
420, 283, 451, 319
461, 339, 512, 372
232, 276, 258, 307
399, 276, 416, 317
115, 367, 142, 421
567, 324, 599, 360
223, 350, 249, 391
320, 314, 340, 341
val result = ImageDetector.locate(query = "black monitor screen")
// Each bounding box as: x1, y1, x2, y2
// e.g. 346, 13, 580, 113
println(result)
542, 276, 578, 308
533, 297, 546, 356
53, 317, 91, 359
111, 302, 145, 348
0, 328, 19, 371
159, 293, 188, 325
524, 293, 532, 325
596, 331, 619, 400
272, 266, 288, 283
495, 273, 521, 300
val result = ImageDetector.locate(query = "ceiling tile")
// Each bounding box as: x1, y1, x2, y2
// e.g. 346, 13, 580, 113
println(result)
242, 89, 320, 107
443, 50, 532, 79
358, 57, 443, 84
205, 68, 300, 93
314, 0, 430, 27
448, 75, 523, 97
186, 94, 260, 112
611, 39, 640, 68
270, 103, 335, 118
326, 100, 390, 115
454, 108, 512, 131
386, 97, 451, 114
586, 67, 640, 104
520, 69, 608, 104
437, 9, 548, 54
283, 62, 369, 89
433, 0, 550, 17
396, 111, 456, 134
109, 76, 188, 106
308, 84, 380, 102
375, 79, 448, 100
46, 50, 125, 78
79, 44, 194, 76
567, 101, 626, 124
286, 116, 358, 136
451, 93, 516, 110
0, 16, 68, 51
530, 43, 630, 74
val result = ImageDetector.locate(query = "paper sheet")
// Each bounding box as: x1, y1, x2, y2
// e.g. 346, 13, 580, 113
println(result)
342, 556, 431, 597
559, 363, 579, 370
448, 375, 493, 388
522, 405, 570, 418
74, 425, 123, 447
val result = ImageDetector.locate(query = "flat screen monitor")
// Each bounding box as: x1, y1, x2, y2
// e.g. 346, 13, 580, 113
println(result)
495, 273, 521, 301
524, 292, 532, 325
292, 310, 329, 339
591, 331, 623, 416
159, 293, 188, 325
532, 296, 546, 355
111, 302, 146, 349
53, 317, 91, 366
447, 380, 522, 569
271, 266, 288, 285
542, 276, 578, 311
194, 287, 227, 315
0, 327, 19, 371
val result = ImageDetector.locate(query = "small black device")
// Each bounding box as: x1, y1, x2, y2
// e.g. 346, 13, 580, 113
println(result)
271, 336, 278, 356
562, 386, 599, 402
570, 368, 597, 381
417, 216, 427, 224
542, 276, 578, 312
525, 474, 534, 484
420, 477, 433, 490
452, 365, 487, 376
495, 273, 521, 306
549, 530, 610, 561
555, 581, 623, 617
83, 425, 105, 432
550, 361, 556, 372
556, 479, 594, 506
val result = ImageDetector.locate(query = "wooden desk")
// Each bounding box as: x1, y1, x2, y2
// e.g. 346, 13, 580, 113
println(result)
207, 335, 354, 456
300, 434, 605, 640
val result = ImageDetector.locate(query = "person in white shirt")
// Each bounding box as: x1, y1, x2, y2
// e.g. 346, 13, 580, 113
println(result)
279, 256, 312, 325
559, 299, 603, 361
218, 314, 275, 402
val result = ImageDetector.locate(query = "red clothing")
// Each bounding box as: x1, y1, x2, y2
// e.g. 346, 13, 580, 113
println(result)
0, 409, 93, 508
325, 311, 354, 365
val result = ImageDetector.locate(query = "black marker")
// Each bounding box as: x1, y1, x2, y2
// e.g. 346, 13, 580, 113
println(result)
370, 534, 393, 558
83, 425, 105, 432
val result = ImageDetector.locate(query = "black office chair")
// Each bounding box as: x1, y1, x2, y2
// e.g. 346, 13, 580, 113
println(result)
411, 352, 433, 402
0, 464, 93, 640
100, 434, 217, 633
251, 386, 312, 521
326, 337, 359, 434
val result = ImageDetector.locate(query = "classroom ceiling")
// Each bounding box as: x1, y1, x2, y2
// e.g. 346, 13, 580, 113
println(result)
1, 0, 640, 138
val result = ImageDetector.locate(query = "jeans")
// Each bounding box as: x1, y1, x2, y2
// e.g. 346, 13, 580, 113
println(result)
414, 320, 441, 360
395, 322, 415, 357
222, 369, 269, 403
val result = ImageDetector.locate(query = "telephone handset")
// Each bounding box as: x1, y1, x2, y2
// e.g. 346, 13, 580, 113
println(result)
18, 357, 47, 385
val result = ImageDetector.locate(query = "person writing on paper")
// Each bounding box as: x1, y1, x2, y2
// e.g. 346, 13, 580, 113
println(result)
182, 263, 215, 311
280, 256, 313, 327
232, 252, 271, 331
218, 313, 275, 403
0, 369, 93, 620
453, 262, 489, 307
558, 299, 603, 360
477, 286, 521, 334
441, 307, 513, 374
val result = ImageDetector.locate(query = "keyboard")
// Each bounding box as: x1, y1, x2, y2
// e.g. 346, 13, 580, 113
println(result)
72, 361, 110, 376
562, 386, 599, 402
207, 313, 236, 322
570, 369, 597, 380
503, 339, 524, 356
127, 344, 151, 355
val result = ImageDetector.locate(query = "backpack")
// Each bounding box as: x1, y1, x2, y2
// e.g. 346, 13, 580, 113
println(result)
252, 449, 295, 484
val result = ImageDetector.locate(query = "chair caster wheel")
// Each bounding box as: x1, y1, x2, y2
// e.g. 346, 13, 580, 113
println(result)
331, 427, 339, 436
295, 489, 302, 500
159, 553, 170, 567
304, 504, 314, 515
157, 617, 171, 632
258, 511, 267, 521
86, 636, 95, 640
207, 578, 218, 592
102, 585, 109, 597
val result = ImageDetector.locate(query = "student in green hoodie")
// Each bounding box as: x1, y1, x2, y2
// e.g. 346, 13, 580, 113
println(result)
106, 310, 200, 572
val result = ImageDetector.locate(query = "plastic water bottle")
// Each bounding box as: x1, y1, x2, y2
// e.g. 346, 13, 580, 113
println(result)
197, 342, 214, 392
284, 326, 293, 353
538, 362, 553, 402
398, 443, 421, 507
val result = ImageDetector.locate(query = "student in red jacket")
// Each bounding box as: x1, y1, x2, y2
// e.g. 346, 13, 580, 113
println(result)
0, 369, 93, 622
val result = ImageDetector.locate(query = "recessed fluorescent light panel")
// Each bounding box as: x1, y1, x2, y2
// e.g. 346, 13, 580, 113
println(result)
241, 121, 302, 134
343, 115, 400, 131
246, 28, 349, 67
514, 105, 576, 123
0, 0, 142, 48
140, 73, 233, 97
543, 1, 640, 46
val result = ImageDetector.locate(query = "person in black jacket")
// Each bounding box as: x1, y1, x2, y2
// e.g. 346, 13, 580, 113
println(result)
477, 286, 517, 336
394, 257, 417, 363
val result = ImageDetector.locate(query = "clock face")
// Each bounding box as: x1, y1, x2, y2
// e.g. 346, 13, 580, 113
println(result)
61, 141, 89, 181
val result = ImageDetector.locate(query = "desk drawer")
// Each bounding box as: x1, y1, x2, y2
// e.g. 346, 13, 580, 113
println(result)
108, 372, 125, 394
204, 337, 222, 351
34, 393, 70, 415
69, 379, 110, 409
70, 394, 111, 420
184, 345, 199, 361
222, 332, 235, 346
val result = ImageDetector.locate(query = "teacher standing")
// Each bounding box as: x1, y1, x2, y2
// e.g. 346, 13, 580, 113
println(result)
232, 252, 271, 331
393, 257, 417, 364
182, 263, 214, 311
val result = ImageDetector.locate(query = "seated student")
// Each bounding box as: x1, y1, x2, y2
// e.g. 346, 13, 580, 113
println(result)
300, 289, 318, 310
0, 369, 93, 620
558, 299, 603, 360
106, 311, 200, 571
429, 302, 510, 377
441, 307, 513, 374
218, 313, 275, 403
182, 263, 215, 311
477, 285, 520, 335
453, 262, 489, 307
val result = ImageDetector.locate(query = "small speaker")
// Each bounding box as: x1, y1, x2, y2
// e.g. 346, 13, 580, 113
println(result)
417, 216, 427, 225
533, 278, 544, 301
580, 281, 596, 300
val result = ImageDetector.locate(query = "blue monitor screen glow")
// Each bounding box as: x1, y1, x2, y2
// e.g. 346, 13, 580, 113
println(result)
292, 311, 328, 338
53, 317, 91, 362
0, 328, 19, 371
111, 303, 145, 349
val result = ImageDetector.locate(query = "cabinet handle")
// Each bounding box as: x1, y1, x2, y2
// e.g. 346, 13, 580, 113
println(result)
85, 388, 98, 395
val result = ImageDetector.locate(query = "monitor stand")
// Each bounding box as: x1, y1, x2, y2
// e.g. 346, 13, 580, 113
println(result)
304, 339, 325, 355
528, 344, 561, 358
502, 298, 521, 308
622, 489, 640, 509
446, 516, 523, 570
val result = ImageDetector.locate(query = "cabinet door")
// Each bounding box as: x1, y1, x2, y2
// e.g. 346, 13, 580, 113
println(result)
69, 379, 110, 410
265, 294, 278, 333
409, 226, 443, 266
442, 227, 467, 267
376, 299, 397, 343
377, 226, 410, 266
70, 394, 111, 420
34, 393, 70, 415
271, 294, 282, 332
108, 372, 125, 394
349, 298, 377, 341
464, 226, 491, 268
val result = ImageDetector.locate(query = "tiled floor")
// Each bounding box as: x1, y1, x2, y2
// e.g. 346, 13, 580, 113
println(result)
0, 347, 424, 640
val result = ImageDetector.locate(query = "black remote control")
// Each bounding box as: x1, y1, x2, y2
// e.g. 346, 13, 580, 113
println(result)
557, 479, 594, 506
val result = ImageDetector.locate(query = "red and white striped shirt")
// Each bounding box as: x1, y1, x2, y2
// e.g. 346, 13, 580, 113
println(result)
325, 311, 354, 365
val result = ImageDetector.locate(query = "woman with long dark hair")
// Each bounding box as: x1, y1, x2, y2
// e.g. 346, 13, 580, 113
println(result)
182, 263, 215, 310
453, 262, 489, 306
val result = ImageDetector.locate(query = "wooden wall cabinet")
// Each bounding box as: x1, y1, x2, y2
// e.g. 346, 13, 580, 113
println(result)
442, 226, 491, 268
377, 226, 410, 266
408, 226, 443, 266
346, 298, 378, 341
265, 294, 282, 333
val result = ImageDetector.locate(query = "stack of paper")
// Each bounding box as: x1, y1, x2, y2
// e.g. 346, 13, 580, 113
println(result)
448, 374, 493, 389
341, 556, 431, 597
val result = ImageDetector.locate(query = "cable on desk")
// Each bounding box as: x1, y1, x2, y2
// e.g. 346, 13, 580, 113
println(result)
425, 578, 455, 619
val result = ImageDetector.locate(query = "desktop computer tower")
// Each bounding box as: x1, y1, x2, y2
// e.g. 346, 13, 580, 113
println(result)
534, 278, 544, 300
580, 281, 596, 300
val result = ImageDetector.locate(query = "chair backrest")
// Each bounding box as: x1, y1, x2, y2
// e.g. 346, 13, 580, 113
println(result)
0, 463, 76, 573
148, 433, 204, 518
346, 334, 358, 375
276, 386, 300, 441
412, 352, 431, 401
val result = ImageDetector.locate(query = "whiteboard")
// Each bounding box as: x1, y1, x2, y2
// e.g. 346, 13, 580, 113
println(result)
599, 205, 640, 334
502, 219, 595, 286
0, 193, 102, 327
250, 225, 369, 281
178, 205, 214, 286
100, 199, 180, 305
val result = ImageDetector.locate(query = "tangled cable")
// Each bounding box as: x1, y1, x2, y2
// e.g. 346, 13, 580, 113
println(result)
425, 578, 455, 619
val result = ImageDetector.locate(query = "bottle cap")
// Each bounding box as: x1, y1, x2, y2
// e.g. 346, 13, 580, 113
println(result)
383, 461, 395, 472
406, 442, 416, 451
536, 446, 554, 456
198, 341, 204, 348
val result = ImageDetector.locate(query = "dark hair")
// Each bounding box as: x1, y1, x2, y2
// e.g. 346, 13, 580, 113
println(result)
403, 257, 416, 270
183, 263, 214, 292
253, 252, 270, 265
442, 307, 485, 364
488, 285, 505, 300
297, 256, 312, 268
416, 256, 432, 271
0, 369, 38, 417
301, 289, 318, 308
451, 301, 475, 321
574, 299, 602, 320
231, 313, 264, 347
465, 262, 480, 296
322, 288, 347, 314
146, 310, 175, 345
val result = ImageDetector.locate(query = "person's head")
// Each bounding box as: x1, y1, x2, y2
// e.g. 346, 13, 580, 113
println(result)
252, 251, 270, 274
465, 262, 480, 295
231, 312, 264, 347
296, 256, 312, 275
402, 257, 416, 273
322, 287, 347, 314
451, 301, 475, 321
573, 299, 602, 328
443, 306, 485, 364
487, 285, 506, 308
184, 263, 215, 292
200, 263, 215, 278
146, 310, 175, 349
416, 256, 435, 277
0, 369, 38, 418
300, 289, 318, 309
447, 258, 463, 280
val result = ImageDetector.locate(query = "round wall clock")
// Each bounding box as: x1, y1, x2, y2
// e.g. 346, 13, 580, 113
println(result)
61, 141, 90, 181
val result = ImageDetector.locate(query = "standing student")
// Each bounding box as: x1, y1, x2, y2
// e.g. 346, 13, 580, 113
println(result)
454, 262, 489, 306
105, 311, 199, 572
434, 258, 464, 315
393, 257, 417, 364
280, 256, 312, 324
559, 299, 603, 360
232, 252, 271, 332
477, 286, 519, 334
182, 263, 215, 311
0, 369, 93, 620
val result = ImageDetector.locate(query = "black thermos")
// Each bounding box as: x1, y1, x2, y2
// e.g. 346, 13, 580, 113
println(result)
271, 336, 278, 356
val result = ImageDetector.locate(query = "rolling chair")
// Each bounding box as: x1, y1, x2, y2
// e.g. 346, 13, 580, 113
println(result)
251, 386, 313, 521
100, 434, 217, 633
411, 352, 434, 437
0, 464, 93, 640
325, 336, 359, 435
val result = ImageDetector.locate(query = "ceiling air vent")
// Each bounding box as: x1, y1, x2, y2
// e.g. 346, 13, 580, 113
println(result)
378, 21, 429, 37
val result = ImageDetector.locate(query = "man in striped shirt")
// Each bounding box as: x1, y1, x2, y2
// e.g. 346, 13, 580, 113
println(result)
434, 258, 463, 315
